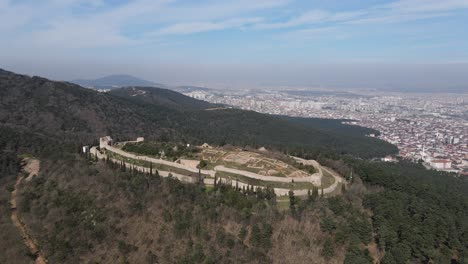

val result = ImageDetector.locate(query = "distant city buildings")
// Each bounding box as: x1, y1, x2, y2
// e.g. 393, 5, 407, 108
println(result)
185, 89, 468, 174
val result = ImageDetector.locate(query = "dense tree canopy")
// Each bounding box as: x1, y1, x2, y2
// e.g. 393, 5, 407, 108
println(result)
0, 69, 466, 263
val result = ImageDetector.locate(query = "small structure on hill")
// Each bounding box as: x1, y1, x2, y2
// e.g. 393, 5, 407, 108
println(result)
258, 147, 268, 152
382, 155, 396, 162
99, 136, 113, 149
201, 143, 212, 149
82, 146, 90, 153
136, 137, 144, 142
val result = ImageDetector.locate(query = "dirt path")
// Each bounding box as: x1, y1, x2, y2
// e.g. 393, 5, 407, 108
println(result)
10, 159, 47, 264
24, 159, 40, 182
291, 157, 345, 196
205, 107, 229, 111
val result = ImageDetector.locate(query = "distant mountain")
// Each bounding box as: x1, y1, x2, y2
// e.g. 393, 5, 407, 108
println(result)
71, 74, 166, 90
0, 69, 175, 142
72, 74, 218, 93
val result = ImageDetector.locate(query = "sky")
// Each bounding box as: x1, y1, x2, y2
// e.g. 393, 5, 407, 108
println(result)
1, 0, 468, 91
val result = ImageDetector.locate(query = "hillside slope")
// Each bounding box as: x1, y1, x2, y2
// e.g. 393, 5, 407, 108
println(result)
15, 156, 349, 264
0, 69, 396, 157
109, 86, 214, 111
0, 69, 466, 264
0, 69, 188, 142
109, 86, 397, 157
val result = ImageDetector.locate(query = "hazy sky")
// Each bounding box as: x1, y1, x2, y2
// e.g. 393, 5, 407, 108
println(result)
1, 0, 468, 91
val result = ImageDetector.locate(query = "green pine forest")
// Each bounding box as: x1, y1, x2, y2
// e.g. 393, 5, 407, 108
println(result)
0, 69, 467, 263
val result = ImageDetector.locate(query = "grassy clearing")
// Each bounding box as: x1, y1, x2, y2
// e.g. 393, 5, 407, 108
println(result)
224, 161, 290, 177
199, 149, 312, 177
275, 197, 290, 211
320, 168, 336, 189
18, 153, 34, 159
202, 159, 289, 177
106, 150, 210, 177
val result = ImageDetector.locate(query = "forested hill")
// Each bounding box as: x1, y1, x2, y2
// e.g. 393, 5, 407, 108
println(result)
0, 69, 466, 264
0, 68, 396, 157
108, 86, 398, 158
109, 86, 215, 111
0, 69, 170, 141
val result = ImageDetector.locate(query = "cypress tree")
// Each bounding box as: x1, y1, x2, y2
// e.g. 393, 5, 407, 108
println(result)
314, 187, 319, 199
307, 189, 313, 203
289, 190, 296, 212
321, 237, 335, 259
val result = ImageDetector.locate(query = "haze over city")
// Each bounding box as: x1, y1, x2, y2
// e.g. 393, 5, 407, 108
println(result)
1, 0, 468, 91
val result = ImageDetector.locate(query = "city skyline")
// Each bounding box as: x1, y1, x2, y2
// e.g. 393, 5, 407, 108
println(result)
185, 87, 468, 172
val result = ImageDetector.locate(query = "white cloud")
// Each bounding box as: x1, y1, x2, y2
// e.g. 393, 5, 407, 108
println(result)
277, 27, 343, 42
1, 0, 467, 52
0, 1, 35, 32
254, 10, 366, 29
385, 0, 468, 13
345, 12, 451, 25
254, 10, 329, 29
0, 0, 290, 49
253, 0, 468, 31
156, 17, 263, 35
0, 0, 171, 49
157, 0, 290, 22
253, 0, 468, 44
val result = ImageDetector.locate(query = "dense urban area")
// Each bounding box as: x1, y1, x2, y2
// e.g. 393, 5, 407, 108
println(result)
185, 89, 468, 174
